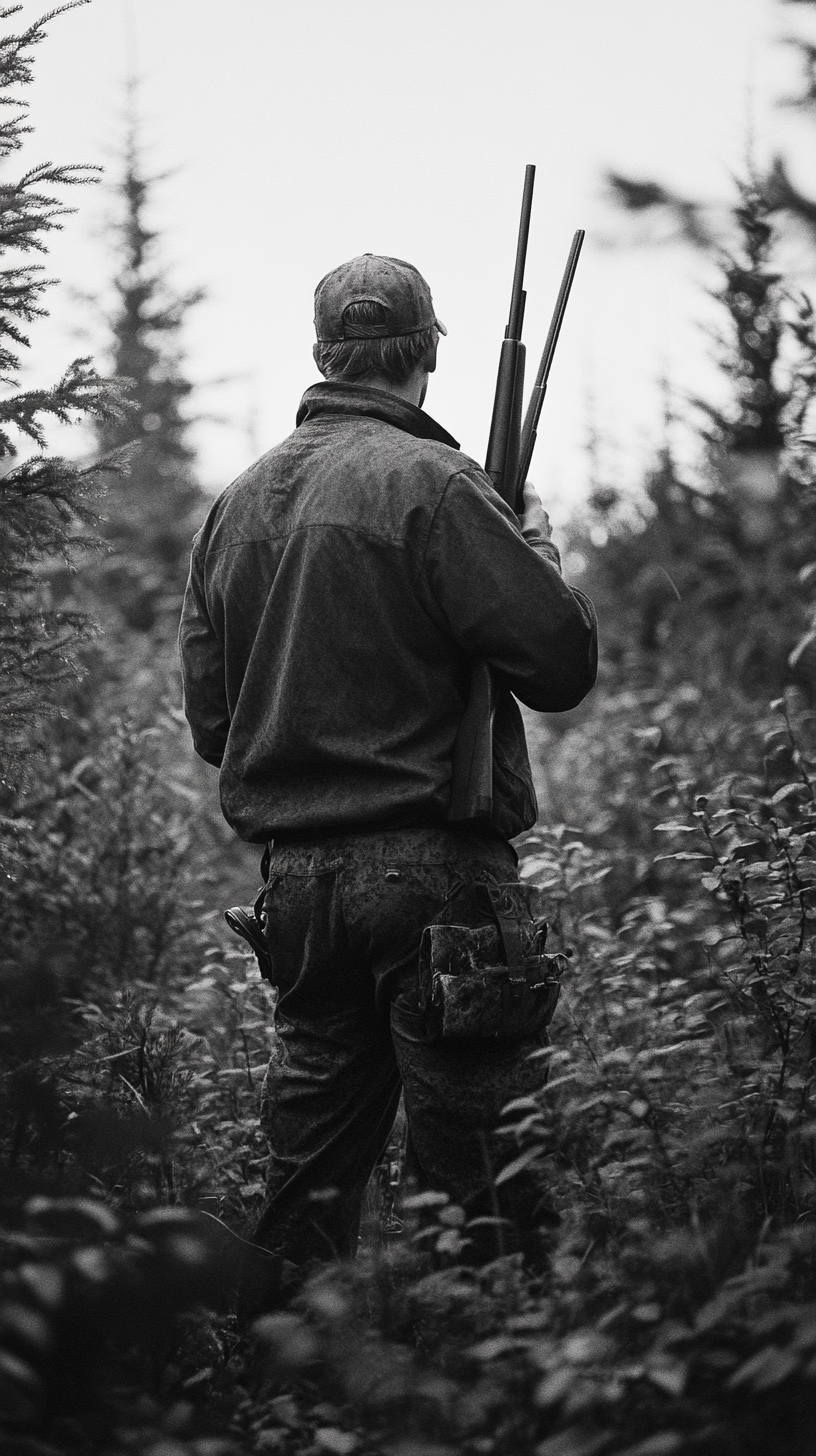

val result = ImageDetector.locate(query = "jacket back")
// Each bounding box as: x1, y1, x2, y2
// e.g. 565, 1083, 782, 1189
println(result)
179, 383, 597, 843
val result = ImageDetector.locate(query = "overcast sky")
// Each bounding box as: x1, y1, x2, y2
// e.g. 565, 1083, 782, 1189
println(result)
16, 0, 816, 519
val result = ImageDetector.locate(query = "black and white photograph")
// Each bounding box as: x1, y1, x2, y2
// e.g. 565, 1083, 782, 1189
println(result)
1, 2, 814, 1454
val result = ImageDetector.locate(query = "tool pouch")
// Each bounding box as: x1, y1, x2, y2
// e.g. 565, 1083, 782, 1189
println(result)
418, 880, 567, 1042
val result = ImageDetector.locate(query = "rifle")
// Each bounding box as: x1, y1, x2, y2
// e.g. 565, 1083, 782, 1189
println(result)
447, 169, 584, 825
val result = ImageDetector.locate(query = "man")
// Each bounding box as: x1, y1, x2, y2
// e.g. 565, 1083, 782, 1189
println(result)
179, 254, 597, 1284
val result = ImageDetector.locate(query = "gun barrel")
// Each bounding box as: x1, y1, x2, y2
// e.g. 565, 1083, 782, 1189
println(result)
533, 228, 584, 393
448, 164, 537, 827
485, 167, 536, 499
517, 228, 584, 497
507, 165, 536, 340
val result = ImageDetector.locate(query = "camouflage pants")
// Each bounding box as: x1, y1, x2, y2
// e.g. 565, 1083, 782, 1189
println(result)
250, 825, 553, 1274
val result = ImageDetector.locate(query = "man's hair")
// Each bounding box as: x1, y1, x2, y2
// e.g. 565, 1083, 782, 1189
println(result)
313, 300, 437, 386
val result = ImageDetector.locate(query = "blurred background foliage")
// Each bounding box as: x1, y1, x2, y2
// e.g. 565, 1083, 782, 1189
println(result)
0, 4, 814, 1455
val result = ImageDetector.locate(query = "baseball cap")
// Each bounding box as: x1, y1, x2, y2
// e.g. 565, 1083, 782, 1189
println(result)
314, 254, 447, 342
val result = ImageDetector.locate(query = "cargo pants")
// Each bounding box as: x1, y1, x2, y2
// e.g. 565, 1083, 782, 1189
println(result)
248, 825, 555, 1279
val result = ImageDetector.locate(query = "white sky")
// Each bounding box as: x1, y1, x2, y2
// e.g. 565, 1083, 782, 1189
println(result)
14, 0, 816, 520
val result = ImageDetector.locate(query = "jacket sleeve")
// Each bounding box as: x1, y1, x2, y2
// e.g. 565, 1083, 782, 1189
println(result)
178, 535, 230, 767
419, 468, 598, 712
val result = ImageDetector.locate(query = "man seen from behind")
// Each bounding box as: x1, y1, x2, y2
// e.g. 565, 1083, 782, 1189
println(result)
179, 253, 598, 1303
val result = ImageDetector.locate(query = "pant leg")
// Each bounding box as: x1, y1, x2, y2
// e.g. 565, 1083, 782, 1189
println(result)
248, 850, 401, 1272
390, 1004, 553, 1258
247, 825, 554, 1295
253, 1006, 402, 1263
339, 827, 555, 1259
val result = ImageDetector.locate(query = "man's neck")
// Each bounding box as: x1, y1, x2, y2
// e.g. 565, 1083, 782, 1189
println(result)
361, 370, 428, 410
298, 381, 460, 449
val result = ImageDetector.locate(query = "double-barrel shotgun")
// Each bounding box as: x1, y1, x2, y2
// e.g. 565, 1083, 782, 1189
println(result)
447, 165, 584, 825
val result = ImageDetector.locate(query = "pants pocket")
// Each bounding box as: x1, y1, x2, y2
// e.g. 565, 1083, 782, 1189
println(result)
390, 993, 433, 1045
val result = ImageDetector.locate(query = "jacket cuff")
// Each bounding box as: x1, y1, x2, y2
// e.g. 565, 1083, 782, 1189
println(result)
522, 533, 562, 573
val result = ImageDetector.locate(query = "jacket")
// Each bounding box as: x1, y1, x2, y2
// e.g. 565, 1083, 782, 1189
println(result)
178, 381, 597, 842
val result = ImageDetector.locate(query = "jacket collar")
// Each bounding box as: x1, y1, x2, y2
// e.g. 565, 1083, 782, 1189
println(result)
296, 381, 460, 449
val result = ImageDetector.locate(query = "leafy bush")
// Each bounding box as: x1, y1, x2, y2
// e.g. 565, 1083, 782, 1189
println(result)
0, 1195, 237, 1453
222, 698, 815, 1456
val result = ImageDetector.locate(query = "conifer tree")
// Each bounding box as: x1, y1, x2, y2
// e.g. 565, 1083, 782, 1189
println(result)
576, 183, 816, 694
606, 1, 816, 248
694, 184, 787, 457
0, 3, 126, 782
92, 121, 204, 632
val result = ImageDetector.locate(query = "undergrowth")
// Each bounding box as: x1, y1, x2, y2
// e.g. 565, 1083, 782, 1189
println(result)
1, 696, 813, 1456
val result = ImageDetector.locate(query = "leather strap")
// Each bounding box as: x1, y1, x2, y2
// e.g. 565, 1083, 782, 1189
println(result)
486, 882, 525, 979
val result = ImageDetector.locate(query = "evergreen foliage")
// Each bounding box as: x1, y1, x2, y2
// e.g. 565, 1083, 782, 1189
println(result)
606, 1, 816, 249
695, 184, 787, 455
0, 2, 126, 779
571, 184, 816, 697
92, 119, 205, 632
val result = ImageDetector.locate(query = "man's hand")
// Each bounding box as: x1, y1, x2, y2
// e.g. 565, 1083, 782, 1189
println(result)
520, 480, 552, 540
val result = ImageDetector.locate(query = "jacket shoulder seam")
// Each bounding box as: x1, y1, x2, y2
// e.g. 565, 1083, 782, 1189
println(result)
202, 520, 411, 556
413, 469, 489, 587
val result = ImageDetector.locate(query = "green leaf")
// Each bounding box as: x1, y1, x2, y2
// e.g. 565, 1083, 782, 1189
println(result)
772, 783, 807, 805
467, 1334, 515, 1361
402, 1191, 449, 1211
533, 1365, 575, 1408
613, 1436, 684, 1456
535, 1427, 611, 1456
495, 1146, 541, 1185
728, 1345, 799, 1390
314, 1428, 357, 1456
646, 1358, 687, 1396
729, 840, 765, 860
654, 852, 712, 862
